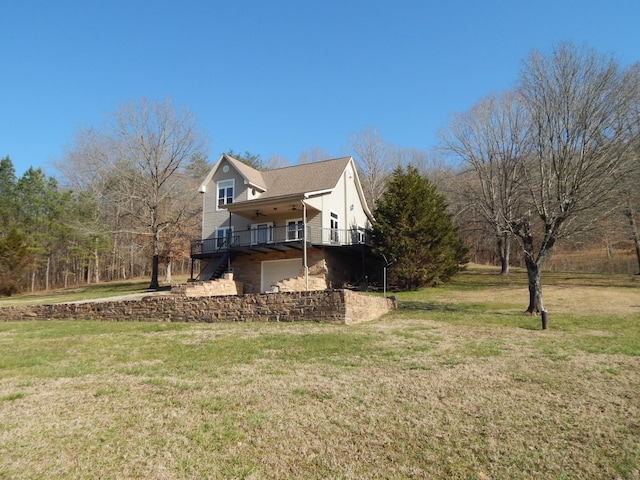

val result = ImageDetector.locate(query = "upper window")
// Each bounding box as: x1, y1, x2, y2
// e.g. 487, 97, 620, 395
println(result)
217, 179, 234, 209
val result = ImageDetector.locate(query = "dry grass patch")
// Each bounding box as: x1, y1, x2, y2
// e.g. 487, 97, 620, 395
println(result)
423, 283, 640, 315
1, 267, 639, 479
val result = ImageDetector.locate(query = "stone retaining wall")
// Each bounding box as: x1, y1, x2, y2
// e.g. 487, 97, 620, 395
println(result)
0, 290, 396, 324
171, 274, 243, 297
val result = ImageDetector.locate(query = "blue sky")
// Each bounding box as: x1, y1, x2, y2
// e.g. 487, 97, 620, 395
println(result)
2, 0, 639, 177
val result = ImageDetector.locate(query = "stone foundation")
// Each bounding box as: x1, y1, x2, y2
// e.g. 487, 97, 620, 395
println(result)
0, 290, 396, 324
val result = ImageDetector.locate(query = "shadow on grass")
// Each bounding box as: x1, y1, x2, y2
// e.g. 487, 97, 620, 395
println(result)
397, 300, 542, 330
398, 300, 519, 315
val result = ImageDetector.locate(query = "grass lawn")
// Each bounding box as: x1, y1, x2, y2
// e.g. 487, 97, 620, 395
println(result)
0, 275, 190, 307
0, 267, 638, 479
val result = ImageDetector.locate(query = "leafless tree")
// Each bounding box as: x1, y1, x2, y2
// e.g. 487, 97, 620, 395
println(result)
621, 64, 640, 275
265, 155, 290, 169
296, 147, 332, 164
440, 91, 530, 275
58, 98, 208, 289
439, 44, 638, 325
109, 98, 207, 289
349, 127, 393, 207
515, 43, 639, 317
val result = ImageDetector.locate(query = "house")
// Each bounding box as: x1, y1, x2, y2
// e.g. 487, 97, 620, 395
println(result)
190, 154, 375, 293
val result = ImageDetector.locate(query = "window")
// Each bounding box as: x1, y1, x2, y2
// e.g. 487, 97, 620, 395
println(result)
251, 223, 274, 245
217, 179, 234, 209
330, 212, 339, 243
215, 227, 233, 249
287, 219, 304, 241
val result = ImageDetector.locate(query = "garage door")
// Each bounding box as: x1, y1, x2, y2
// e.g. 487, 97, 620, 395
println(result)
261, 258, 301, 292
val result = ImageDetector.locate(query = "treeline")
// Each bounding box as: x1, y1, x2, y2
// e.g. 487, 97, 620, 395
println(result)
1, 99, 207, 295
0, 154, 202, 295
2, 43, 638, 300
0, 157, 106, 294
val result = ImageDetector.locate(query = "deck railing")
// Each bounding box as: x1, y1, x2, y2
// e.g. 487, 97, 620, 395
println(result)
191, 225, 370, 256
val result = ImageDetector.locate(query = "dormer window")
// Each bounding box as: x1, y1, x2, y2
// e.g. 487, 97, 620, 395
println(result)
217, 179, 234, 209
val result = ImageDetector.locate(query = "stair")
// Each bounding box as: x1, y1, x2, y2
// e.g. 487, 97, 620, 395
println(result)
196, 253, 229, 281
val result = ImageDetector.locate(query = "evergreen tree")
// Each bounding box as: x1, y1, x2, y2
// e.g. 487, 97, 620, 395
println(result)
0, 156, 17, 227
0, 158, 110, 294
0, 227, 29, 295
225, 149, 263, 170
372, 165, 467, 290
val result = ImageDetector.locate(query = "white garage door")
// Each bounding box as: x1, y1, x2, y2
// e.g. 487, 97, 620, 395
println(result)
261, 258, 301, 292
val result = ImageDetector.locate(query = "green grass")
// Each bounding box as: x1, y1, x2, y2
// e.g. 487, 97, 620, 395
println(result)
0, 266, 638, 479
0, 280, 152, 306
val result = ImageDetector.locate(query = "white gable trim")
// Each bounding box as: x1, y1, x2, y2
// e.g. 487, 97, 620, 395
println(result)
198, 154, 266, 193
347, 157, 374, 222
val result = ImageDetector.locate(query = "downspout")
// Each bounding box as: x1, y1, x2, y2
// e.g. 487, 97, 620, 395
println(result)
227, 211, 232, 273
302, 200, 308, 291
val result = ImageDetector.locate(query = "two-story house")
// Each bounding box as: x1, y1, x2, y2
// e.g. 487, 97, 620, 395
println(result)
190, 154, 374, 293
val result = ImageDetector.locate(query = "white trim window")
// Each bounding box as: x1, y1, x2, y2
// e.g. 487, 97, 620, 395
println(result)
251, 222, 274, 245
215, 227, 233, 249
217, 179, 234, 210
330, 211, 339, 243
287, 218, 304, 241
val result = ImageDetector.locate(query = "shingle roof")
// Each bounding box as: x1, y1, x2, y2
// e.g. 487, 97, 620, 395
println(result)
258, 157, 351, 199
221, 155, 372, 220
224, 155, 266, 190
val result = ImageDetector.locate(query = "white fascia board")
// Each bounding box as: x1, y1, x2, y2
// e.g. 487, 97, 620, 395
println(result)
244, 179, 267, 192
197, 154, 226, 193
304, 188, 333, 198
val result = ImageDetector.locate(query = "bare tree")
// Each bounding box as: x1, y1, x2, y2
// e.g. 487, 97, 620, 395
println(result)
515, 43, 639, 318
440, 91, 530, 275
349, 127, 392, 207
621, 65, 640, 275
110, 98, 208, 289
296, 147, 332, 164
265, 154, 290, 169
59, 98, 208, 289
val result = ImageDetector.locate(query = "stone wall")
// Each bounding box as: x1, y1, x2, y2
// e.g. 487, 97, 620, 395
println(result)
0, 290, 396, 324
273, 274, 326, 292
171, 273, 243, 297
342, 290, 397, 325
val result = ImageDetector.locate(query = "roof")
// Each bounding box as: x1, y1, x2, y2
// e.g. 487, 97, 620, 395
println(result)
225, 155, 266, 191
203, 154, 373, 221
257, 157, 352, 200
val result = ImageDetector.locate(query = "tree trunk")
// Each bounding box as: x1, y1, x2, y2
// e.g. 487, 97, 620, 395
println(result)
498, 232, 511, 275
130, 243, 135, 280
518, 221, 548, 326
149, 227, 160, 290
164, 257, 172, 284
93, 246, 100, 284
45, 256, 50, 291
524, 257, 544, 314
624, 199, 640, 275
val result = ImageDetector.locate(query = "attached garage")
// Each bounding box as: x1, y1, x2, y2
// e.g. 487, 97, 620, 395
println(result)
261, 258, 302, 293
